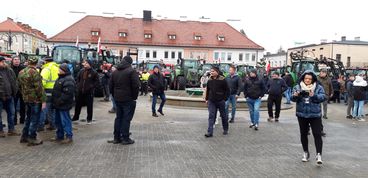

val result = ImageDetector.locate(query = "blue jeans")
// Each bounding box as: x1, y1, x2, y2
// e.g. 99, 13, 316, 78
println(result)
353, 100, 365, 118
152, 93, 166, 113
39, 101, 55, 129
55, 110, 73, 139
114, 101, 136, 140
284, 87, 292, 104
22, 103, 42, 139
207, 100, 228, 134
110, 94, 116, 110
225, 95, 237, 120
0, 98, 15, 132
247, 98, 261, 125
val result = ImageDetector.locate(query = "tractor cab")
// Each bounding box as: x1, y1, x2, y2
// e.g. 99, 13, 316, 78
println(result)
52, 45, 82, 78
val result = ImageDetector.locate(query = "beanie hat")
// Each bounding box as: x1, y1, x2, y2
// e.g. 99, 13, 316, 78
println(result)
85, 58, 93, 66
123, 56, 133, 64
211, 65, 220, 74
59, 63, 70, 73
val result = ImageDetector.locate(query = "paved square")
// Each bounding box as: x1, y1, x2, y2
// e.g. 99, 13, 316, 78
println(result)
0, 96, 367, 178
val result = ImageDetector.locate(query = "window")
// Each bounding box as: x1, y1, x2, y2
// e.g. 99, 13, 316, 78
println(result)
245, 53, 250, 61
239, 53, 243, 61
227, 53, 232, 61
194, 35, 202, 41
218, 35, 225, 41
178, 52, 182, 59
312, 49, 315, 51
336, 54, 341, 61
168, 35, 176, 40
144, 34, 152, 39
214, 52, 219, 60
171, 51, 176, 59
320, 47, 324, 50
251, 53, 256, 61
164, 51, 169, 59
91, 31, 99, 36
118, 32, 127, 37
153, 51, 157, 58
221, 52, 226, 61
145, 50, 150, 58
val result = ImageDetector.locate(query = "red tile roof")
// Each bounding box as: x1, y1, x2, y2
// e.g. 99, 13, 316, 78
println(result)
48, 15, 263, 50
0, 18, 47, 40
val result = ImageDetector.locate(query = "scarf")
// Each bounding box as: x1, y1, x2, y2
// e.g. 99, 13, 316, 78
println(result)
300, 82, 316, 91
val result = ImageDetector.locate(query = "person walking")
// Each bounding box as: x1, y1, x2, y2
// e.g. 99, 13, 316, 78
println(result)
11, 56, 26, 125
18, 56, 46, 146
108, 56, 140, 145
292, 70, 325, 165
204, 66, 230, 137
283, 70, 293, 104
140, 69, 150, 96
39, 57, 59, 131
0, 56, 19, 137
51, 64, 76, 144
317, 69, 333, 119
352, 76, 367, 121
225, 65, 242, 123
243, 69, 265, 130
346, 74, 355, 119
267, 71, 288, 122
148, 65, 166, 117
72, 59, 99, 124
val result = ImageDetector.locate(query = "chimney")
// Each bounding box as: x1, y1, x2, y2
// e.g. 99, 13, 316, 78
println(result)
341, 36, 346, 41
354, 37, 360, 41
143, 10, 152, 22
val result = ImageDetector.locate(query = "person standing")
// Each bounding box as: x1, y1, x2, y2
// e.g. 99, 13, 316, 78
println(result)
243, 69, 265, 130
352, 76, 367, 121
292, 70, 325, 165
0, 56, 19, 137
100, 61, 112, 102
39, 57, 59, 131
283, 70, 293, 104
331, 76, 341, 103
108, 65, 117, 114
11, 56, 26, 125
204, 66, 230, 137
72, 59, 99, 124
225, 65, 242, 123
140, 69, 150, 96
108, 56, 140, 145
51, 64, 75, 144
346, 74, 355, 119
339, 75, 347, 104
267, 71, 288, 122
317, 69, 333, 119
148, 65, 166, 117
18, 56, 46, 146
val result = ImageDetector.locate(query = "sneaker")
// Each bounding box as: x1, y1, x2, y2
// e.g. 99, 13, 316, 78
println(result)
254, 124, 259, 131
229, 119, 234, 123
158, 110, 164, 116
249, 124, 255, 128
321, 131, 326, 137
204, 133, 213, 138
302, 152, 310, 162
7, 130, 20, 136
50, 137, 63, 143
80, 119, 87, 122
275, 118, 279, 122
108, 109, 116, 113
60, 138, 73, 144
0, 131, 5, 138
346, 115, 353, 119
72, 117, 79, 122
152, 113, 158, 117
223, 130, 228, 135
27, 138, 43, 146
107, 139, 121, 144
267, 117, 274, 122
87, 121, 92, 125
358, 118, 366, 122
323, 116, 328, 119
121, 138, 135, 145
316, 153, 323, 165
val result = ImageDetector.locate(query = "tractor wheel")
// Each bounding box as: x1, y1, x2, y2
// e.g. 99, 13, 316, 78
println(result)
178, 76, 186, 90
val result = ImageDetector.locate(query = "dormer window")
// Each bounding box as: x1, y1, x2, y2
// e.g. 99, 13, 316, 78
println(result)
144, 34, 152, 39
169, 35, 176, 40
194, 35, 202, 41
119, 32, 127, 37
91, 31, 99, 36
217, 35, 225, 41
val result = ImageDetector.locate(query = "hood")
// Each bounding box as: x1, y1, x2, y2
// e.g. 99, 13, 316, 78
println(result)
353, 76, 368, 87
116, 60, 131, 70
299, 70, 318, 84
209, 75, 225, 81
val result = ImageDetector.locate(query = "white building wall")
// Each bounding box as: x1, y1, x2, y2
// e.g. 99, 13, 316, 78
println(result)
213, 49, 262, 66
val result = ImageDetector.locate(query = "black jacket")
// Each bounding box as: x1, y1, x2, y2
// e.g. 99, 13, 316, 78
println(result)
52, 73, 75, 110
267, 78, 288, 96
0, 66, 17, 99
110, 61, 140, 102
346, 80, 354, 97
76, 68, 99, 94
283, 74, 293, 87
148, 72, 165, 95
353, 86, 367, 101
205, 76, 230, 102
225, 74, 242, 95
243, 76, 265, 99
11, 64, 25, 78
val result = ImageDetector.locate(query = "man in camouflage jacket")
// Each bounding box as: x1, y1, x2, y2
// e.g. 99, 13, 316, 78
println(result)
18, 56, 46, 146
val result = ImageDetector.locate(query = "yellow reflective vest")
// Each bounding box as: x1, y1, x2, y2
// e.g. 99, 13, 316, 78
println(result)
141, 72, 150, 81
41, 62, 60, 91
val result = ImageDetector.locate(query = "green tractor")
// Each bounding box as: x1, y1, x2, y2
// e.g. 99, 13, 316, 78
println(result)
236, 64, 256, 78
219, 63, 233, 77
172, 58, 201, 90
289, 52, 320, 85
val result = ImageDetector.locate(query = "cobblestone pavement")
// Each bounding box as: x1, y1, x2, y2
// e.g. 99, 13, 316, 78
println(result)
0, 96, 367, 178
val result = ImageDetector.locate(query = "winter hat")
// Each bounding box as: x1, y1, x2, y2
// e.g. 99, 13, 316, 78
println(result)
353, 76, 368, 87
123, 56, 133, 64
85, 58, 93, 66
59, 63, 70, 73
44, 56, 53, 62
153, 65, 160, 70
249, 69, 257, 75
211, 66, 220, 74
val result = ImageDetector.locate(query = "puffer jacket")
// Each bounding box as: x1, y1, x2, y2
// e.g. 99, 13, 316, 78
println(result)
292, 71, 326, 119
52, 72, 75, 110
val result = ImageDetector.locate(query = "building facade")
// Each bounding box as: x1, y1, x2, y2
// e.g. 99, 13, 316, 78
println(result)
0, 17, 47, 54
287, 36, 368, 67
47, 12, 264, 65
264, 51, 287, 67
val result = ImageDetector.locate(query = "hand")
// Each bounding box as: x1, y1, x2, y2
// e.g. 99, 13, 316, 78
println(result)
293, 91, 300, 97
309, 90, 314, 97
205, 100, 208, 105
41, 102, 47, 109
330, 94, 333, 98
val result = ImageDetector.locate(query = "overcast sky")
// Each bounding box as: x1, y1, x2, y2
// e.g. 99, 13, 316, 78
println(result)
1, 0, 366, 52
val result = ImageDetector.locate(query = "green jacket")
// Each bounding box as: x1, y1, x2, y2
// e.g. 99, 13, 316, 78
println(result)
317, 76, 333, 97
18, 66, 46, 103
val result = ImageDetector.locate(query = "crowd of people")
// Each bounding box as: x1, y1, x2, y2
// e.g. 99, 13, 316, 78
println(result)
1, 54, 367, 166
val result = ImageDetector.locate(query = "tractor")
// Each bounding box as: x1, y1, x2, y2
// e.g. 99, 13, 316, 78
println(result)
172, 58, 201, 90
236, 64, 256, 78
52, 45, 83, 79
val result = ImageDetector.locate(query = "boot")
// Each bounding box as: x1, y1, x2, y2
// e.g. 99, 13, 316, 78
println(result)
60, 138, 73, 144
27, 138, 43, 146
0, 131, 6, 138
7, 130, 21, 136
20, 135, 28, 143
152, 113, 158, 117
